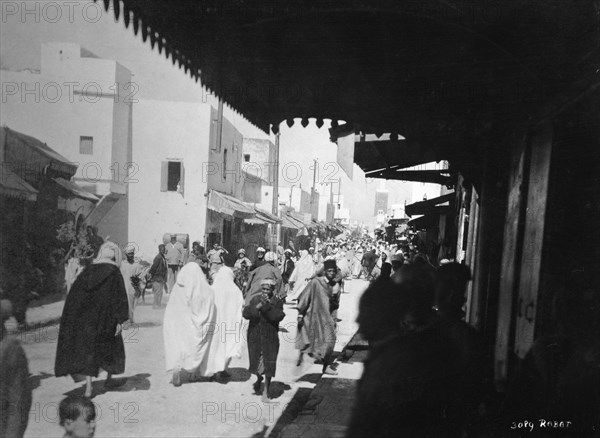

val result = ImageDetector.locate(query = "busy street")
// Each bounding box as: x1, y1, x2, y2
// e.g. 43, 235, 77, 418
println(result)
2, 1, 600, 437
14, 269, 368, 438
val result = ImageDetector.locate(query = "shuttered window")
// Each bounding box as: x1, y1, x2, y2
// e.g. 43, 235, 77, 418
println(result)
160, 160, 184, 194
79, 136, 93, 154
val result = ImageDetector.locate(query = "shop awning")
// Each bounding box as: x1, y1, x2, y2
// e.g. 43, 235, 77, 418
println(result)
405, 193, 455, 217
365, 169, 456, 187
281, 214, 303, 230
354, 137, 446, 174
244, 208, 282, 225
53, 178, 99, 202
1, 127, 77, 185
408, 214, 440, 230
84, 192, 125, 226
0, 166, 38, 201
207, 190, 256, 219
255, 208, 281, 224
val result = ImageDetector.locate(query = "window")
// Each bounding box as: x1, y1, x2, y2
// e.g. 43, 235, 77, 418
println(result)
160, 160, 184, 193
223, 149, 228, 180
79, 136, 93, 154
244, 154, 251, 162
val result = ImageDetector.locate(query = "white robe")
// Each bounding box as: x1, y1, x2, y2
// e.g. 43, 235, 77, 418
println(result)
210, 267, 244, 370
288, 250, 316, 300
163, 263, 219, 375
336, 251, 351, 278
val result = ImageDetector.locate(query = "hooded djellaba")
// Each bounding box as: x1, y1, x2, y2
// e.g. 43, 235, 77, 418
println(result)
295, 259, 339, 374
163, 263, 219, 386
55, 242, 130, 397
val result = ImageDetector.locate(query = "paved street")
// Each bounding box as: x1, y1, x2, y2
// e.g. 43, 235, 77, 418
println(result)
18, 278, 368, 438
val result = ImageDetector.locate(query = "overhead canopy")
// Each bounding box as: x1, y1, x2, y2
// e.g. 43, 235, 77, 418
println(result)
405, 193, 455, 217
53, 178, 99, 202
408, 213, 441, 230
1, 127, 77, 185
354, 138, 446, 174
207, 190, 256, 218
281, 214, 304, 230
84, 192, 124, 226
367, 169, 456, 187
99, 0, 599, 178
244, 208, 282, 225
0, 166, 38, 201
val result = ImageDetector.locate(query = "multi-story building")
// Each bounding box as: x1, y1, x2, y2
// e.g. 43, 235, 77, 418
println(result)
1, 42, 132, 246
1, 42, 268, 259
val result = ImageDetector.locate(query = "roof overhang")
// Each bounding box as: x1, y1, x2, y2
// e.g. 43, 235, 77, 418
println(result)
0, 166, 38, 201
95, 0, 600, 141
367, 169, 456, 188
53, 178, 99, 202
1, 127, 77, 181
208, 190, 256, 218
405, 193, 455, 217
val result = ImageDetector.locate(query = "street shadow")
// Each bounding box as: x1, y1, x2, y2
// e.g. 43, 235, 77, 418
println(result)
110, 373, 151, 392
267, 387, 313, 438
278, 327, 290, 333
29, 371, 53, 390
62, 373, 151, 398
296, 373, 321, 384
214, 367, 251, 384
269, 381, 292, 399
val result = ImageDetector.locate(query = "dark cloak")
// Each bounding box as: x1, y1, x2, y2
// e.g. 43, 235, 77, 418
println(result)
243, 294, 285, 377
295, 276, 336, 361
55, 263, 129, 378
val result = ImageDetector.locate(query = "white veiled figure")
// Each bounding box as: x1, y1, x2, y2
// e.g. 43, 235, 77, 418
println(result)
210, 267, 244, 372
335, 251, 351, 278
163, 263, 219, 376
288, 250, 316, 300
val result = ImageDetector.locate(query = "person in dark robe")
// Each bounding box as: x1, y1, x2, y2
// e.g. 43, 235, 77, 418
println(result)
242, 278, 285, 402
357, 272, 404, 345
1, 298, 32, 438
361, 248, 378, 280
281, 249, 295, 297
434, 263, 488, 434
55, 242, 129, 398
244, 251, 285, 301
147, 244, 168, 309
296, 259, 339, 375
347, 279, 470, 438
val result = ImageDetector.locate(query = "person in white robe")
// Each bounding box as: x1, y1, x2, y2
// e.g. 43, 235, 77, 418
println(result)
210, 267, 244, 378
352, 247, 364, 278
287, 250, 316, 302
163, 263, 219, 386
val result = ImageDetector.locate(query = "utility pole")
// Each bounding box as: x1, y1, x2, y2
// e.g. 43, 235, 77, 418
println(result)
310, 158, 318, 219
272, 128, 280, 252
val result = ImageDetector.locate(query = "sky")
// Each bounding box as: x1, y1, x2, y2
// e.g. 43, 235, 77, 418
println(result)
0, 0, 414, 221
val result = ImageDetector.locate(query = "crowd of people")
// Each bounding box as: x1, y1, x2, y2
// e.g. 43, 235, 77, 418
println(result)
3, 229, 598, 437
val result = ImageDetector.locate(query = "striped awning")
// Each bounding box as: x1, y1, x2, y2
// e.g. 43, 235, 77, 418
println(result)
0, 166, 38, 201
207, 190, 256, 218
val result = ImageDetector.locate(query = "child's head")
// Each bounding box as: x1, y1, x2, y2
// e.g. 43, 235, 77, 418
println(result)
59, 396, 96, 438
